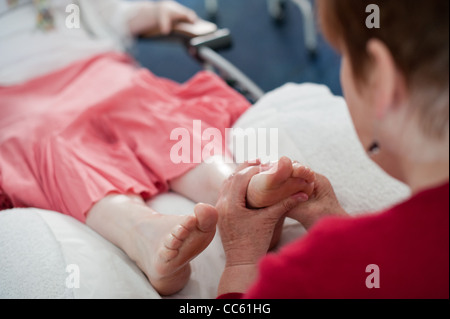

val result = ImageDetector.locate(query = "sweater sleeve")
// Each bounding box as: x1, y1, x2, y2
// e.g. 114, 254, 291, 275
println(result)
240, 184, 450, 299
217, 293, 245, 299
240, 216, 377, 299
90, 0, 139, 34
78, 0, 142, 43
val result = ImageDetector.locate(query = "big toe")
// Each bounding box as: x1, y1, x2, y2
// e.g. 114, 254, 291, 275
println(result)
194, 204, 219, 233
264, 156, 294, 188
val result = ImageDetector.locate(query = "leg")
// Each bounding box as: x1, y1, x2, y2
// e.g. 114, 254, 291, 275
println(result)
170, 155, 237, 206
85, 193, 218, 296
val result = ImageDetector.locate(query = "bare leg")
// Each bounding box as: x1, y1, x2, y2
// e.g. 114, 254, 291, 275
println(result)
86, 193, 218, 296
169, 155, 237, 206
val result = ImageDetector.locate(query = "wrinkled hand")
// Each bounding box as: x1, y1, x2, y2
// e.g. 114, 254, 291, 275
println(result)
130, 1, 197, 36
287, 173, 349, 230
216, 162, 309, 267
155, 1, 197, 35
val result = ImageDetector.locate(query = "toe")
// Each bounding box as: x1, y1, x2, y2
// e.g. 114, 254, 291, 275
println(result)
292, 163, 316, 183
179, 215, 197, 232
194, 204, 218, 233
172, 224, 191, 241
264, 156, 294, 188
164, 233, 184, 250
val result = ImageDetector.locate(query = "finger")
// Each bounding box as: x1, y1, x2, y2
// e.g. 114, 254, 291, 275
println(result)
184, 9, 198, 23
159, 14, 172, 35
235, 159, 261, 173
169, 1, 197, 22
259, 156, 293, 174
262, 192, 309, 219
259, 160, 277, 173
169, 5, 197, 24
229, 165, 261, 202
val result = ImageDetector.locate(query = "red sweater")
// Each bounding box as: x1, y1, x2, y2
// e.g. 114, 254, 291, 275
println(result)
221, 182, 449, 299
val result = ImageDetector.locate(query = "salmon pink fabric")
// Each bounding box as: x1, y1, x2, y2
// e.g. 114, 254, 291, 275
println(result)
0, 52, 250, 222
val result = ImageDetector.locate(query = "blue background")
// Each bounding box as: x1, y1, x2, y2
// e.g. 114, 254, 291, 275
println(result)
132, 0, 342, 96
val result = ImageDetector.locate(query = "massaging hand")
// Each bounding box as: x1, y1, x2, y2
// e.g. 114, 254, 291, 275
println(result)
287, 173, 349, 230
129, 1, 197, 36
215, 162, 309, 295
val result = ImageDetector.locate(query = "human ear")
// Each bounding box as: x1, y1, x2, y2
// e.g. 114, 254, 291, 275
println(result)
366, 39, 408, 120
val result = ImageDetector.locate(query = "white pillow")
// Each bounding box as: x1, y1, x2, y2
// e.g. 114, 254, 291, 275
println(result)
0, 208, 74, 299
0, 208, 160, 299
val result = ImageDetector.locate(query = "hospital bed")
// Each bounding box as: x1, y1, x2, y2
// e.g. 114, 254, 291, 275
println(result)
0, 20, 410, 299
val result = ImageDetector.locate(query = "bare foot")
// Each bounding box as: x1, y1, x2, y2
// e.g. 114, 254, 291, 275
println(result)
245, 157, 315, 250
247, 156, 316, 209
130, 204, 218, 296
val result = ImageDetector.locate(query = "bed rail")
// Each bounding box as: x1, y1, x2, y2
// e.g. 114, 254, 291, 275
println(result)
139, 20, 265, 103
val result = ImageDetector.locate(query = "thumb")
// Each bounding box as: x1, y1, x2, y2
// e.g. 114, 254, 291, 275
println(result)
262, 192, 309, 219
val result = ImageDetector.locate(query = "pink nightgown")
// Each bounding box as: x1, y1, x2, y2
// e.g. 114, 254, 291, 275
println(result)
0, 52, 250, 222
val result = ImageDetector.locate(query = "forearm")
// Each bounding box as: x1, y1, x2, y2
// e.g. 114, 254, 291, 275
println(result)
218, 264, 258, 297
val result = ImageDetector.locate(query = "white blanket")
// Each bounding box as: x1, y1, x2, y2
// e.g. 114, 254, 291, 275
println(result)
0, 83, 410, 299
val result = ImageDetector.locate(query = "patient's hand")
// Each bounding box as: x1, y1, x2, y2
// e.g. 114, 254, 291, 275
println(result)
129, 1, 197, 37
